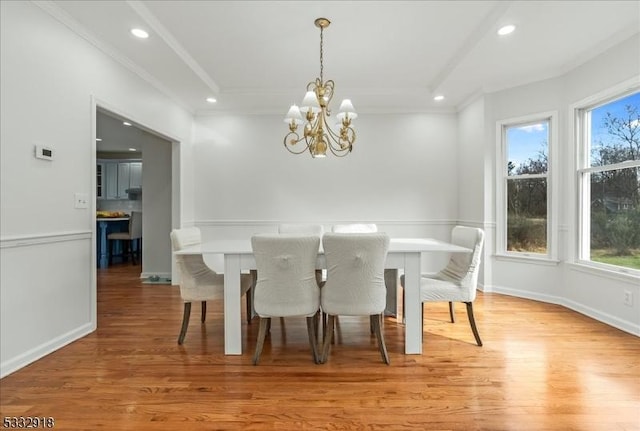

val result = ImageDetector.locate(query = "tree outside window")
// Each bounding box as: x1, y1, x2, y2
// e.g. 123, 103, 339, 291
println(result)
504, 121, 549, 254
581, 92, 640, 271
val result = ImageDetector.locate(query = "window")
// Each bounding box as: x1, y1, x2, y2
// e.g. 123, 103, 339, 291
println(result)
578, 91, 640, 273
497, 113, 556, 258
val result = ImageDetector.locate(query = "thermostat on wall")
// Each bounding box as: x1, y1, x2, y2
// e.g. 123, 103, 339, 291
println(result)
35, 145, 54, 161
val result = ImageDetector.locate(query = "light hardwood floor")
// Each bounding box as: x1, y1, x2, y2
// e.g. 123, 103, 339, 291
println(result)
1, 263, 639, 430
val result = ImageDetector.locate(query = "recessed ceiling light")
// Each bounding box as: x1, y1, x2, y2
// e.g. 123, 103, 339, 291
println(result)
433, 95, 445, 101
131, 28, 149, 39
206, 97, 217, 103
123, 121, 132, 127
129, 148, 137, 152
96, 138, 102, 142
498, 25, 515, 36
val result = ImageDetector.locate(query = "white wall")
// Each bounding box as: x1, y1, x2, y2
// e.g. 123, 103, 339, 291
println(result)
192, 112, 459, 235
141, 134, 173, 279
0, 1, 193, 377
470, 33, 640, 335
457, 97, 492, 286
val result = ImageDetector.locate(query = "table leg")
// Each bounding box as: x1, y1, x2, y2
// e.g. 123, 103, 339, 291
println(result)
224, 254, 242, 355
404, 252, 422, 354
384, 269, 398, 317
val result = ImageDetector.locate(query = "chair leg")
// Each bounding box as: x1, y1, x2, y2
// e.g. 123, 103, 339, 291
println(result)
321, 315, 336, 363
201, 301, 206, 323
253, 317, 270, 365
245, 291, 252, 324
108, 240, 114, 265
306, 313, 320, 364
129, 240, 136, 265
321, 310, 327, 341
465, 302, 482, 346
177, 302, 191, 345
372, 313, 390, 365
449, 301, 456, 323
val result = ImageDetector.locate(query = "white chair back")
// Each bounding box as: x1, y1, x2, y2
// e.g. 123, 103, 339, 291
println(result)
251, 234, 321, 318
170, 227, 201, 250
321, 233, 390, 315
129, 211, 142, 239
438, 226, 485, 299
278, 223, 324, 236
170, 227, 222, 298
331, 223, 378, 233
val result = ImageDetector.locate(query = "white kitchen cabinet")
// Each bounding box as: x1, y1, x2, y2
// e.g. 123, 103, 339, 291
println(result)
104, 162, 118, 199
97, 159, 141, 199
116, 162, 131, 198
129, 162, 142, 188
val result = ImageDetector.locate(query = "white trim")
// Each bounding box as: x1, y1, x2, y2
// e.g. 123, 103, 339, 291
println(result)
570, 80, 640, 269
0, 231, 91, 248
33, 1, 194, 115
580, 160, 640, 174
494, 254, 560, 266
0, 322, 94, 378
140, 272, 172, 280
490, 286, 640, 337
194, 219, 460, 227
495, 111, 558, 260
567, 262, 640, 283
126, 0, 220, 95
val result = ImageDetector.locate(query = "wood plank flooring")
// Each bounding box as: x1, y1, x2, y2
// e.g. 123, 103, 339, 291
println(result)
1, 263, 639, 430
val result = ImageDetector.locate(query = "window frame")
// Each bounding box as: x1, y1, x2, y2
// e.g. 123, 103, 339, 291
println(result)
575, 87, 640, 276
496, 111, 558, 261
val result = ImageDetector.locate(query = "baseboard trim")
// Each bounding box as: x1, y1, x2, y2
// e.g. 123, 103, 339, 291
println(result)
140, 272, 172, 280
1, 322, 95, 378
491, 285, 640, 337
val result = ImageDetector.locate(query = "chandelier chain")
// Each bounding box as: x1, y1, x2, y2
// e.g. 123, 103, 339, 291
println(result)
319, 26, 324, 83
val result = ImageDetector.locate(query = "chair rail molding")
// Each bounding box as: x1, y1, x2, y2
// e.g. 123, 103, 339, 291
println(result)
0, 231, 92, 249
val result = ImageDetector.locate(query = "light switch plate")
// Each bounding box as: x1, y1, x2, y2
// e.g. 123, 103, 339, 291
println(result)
74, 193, 89, 209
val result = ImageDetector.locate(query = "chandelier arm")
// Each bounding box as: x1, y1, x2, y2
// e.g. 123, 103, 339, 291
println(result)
321, 114, 351, 150
323, 80, 335, 108
283, 131, 312, 155
326, 134, 351, 157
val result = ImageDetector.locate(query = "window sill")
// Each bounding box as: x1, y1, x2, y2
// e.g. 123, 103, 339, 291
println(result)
568, 261, 640, 283
494, 253, 560, 266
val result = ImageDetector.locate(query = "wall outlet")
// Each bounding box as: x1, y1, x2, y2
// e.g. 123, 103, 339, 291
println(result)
623, 290, 633, 307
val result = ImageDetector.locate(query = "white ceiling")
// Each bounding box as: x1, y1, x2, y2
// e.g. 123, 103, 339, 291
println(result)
53, 0, 640, 152
51, 0, 639, 118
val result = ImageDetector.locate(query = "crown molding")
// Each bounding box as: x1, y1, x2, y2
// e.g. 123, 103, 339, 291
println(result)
32, 0, 195, 115
126, 0, 220, 95
428, 1, 513, 95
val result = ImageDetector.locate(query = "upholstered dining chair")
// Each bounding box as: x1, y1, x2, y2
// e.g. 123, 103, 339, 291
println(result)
331, 223, 399, 323
321, 232, 391, 364
251, 234, 321, 365
400, 226, 485, 346
278, 223, 325, 287
108, 211, 142, 265
170, 227, 254, 345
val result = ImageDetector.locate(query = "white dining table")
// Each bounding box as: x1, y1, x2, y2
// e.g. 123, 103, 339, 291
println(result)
174, 237, 471, 355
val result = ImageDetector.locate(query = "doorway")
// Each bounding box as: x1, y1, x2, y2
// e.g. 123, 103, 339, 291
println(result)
95, 107, 174, 281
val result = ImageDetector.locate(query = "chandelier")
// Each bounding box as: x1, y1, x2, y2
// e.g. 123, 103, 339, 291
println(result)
283, 18, 357, 158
